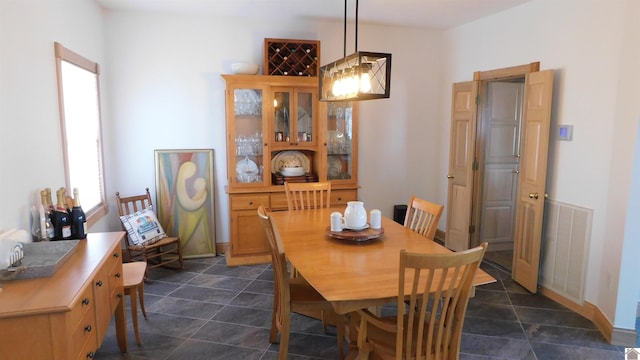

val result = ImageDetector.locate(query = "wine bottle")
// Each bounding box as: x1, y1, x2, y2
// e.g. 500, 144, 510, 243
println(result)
40, 190, 54, 240
70, 188, 87, 239
52, 188, 72, 240
45, 187, 54, 213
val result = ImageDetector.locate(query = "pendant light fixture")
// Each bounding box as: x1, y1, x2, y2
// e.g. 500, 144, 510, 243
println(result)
319, 0, 392, 102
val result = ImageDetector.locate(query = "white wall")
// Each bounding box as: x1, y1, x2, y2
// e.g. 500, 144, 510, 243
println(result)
441, 0, 640, 331
0, 0, 106, 231
102, 9, 441, 245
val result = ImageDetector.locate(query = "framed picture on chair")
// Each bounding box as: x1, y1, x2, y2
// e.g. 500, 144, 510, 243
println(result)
154, 149, 216, 258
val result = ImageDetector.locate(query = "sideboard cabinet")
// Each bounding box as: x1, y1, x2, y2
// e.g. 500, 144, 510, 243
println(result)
0, 232, 127, 359
222, 75, 359, 265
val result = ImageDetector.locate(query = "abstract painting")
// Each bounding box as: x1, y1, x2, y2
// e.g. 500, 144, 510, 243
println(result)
155, 149, 216, 257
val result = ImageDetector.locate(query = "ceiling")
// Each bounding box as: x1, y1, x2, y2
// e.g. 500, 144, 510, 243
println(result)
96, 0, 530, 29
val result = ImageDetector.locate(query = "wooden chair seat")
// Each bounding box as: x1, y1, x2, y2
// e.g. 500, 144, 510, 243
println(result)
123, 261, 147, 346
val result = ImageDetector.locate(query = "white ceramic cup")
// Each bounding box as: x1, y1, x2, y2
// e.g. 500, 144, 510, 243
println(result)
370, 209, 382, 229
330, 212, 343, 232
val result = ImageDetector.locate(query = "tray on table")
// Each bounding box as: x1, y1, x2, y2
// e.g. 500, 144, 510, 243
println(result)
326, 226, 384, 242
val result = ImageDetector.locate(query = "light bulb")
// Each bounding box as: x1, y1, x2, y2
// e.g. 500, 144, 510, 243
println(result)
360, 73, 371, 93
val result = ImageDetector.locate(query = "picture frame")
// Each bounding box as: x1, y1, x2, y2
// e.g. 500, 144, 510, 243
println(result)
154, 149, 216, 258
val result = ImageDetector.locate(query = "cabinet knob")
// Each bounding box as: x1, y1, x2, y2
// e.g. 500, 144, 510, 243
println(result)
115, 272, 121, 278
117, 293, 123, 299
96, 280, 103, 287
337, 197, 342, 201
84, 325, 92, 332
82, 298, 90, 305
249, 201, 253, 205
113, 253, 119, 258
86, 351, 95, 359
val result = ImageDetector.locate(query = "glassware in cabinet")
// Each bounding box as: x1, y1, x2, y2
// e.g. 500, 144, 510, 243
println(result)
229, 86, 268, 187
326, 101, 357, 182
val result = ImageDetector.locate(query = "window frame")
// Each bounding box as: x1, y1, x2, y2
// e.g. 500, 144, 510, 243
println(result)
54, 42, 107, 227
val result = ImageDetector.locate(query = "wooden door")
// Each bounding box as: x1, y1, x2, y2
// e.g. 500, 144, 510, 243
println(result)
478, 81, 524, 253
512, 70, 554, 292
446, 81, 478, 251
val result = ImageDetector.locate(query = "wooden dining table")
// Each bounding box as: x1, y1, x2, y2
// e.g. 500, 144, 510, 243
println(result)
270, 207, 496, 315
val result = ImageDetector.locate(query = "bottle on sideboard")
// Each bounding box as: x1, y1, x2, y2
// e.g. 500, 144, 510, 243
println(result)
70, 188, 87, 239
40, 190, 54, 240
52, 188, 72, 240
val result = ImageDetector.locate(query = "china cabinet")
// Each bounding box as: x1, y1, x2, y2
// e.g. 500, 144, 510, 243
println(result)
222, 74, 359, 265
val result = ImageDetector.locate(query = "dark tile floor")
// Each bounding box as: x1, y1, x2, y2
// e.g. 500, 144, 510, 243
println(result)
95, 256, 625, 360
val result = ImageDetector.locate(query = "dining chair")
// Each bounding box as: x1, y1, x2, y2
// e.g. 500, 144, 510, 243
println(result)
257, 205, 344, 360
284, 182, 331, 210
354, 243, 488, 360
115, 188, 184, 272
403, 195, 444, 240
123, 261, 148, 346
283, 181, 334, 332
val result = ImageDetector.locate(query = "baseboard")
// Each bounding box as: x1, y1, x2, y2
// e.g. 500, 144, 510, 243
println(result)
540, 286, 637, 347
216, 242, 229, 256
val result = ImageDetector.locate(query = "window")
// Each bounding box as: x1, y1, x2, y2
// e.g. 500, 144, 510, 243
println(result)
54, 42, 107, 226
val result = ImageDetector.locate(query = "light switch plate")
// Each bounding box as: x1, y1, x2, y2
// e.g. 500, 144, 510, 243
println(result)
558, 125, 573, 141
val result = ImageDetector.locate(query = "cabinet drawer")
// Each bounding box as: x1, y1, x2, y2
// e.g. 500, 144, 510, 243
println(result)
109, 262, 124, 313
331, 190, 357, 205
231, 195, 269, 210
69, 284, 94, 330
270, 193, 289, 210
70, 306, 97, 357
75, 334, 99, 360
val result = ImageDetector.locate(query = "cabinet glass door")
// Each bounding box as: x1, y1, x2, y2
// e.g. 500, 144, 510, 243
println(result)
232, 87, 265, 185
273, 91, 291, 143
326, 102, 354, 180
296, 90, 314, 144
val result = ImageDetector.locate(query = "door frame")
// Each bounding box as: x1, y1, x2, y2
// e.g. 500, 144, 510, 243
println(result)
470, 62, 540, 250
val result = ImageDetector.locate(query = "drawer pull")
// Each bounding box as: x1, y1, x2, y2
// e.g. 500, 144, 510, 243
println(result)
84, 325, 92, 333
337, 197, 342, 201
115, 272, 121, 278
113, 253, 119, 258
86, 351, 95, 359
95, 280, 103, 287
82, 298, 90, 305
249, 201, 253, 205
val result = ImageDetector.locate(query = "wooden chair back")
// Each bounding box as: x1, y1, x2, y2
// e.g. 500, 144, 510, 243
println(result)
356, 243, 488, 360
257, 205, 291, 332
403, 195, 444, 239
284, 182, 331, 210
115, 188, 154, 217
398, 243, 487, 359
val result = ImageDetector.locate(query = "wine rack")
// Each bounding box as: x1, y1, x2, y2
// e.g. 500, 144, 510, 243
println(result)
264, 38, 320, 77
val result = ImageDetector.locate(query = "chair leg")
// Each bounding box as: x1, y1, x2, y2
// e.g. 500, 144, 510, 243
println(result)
269, 305, 279, 343
138, 282, 147, 318
130, 287, 142, 346
336, 313, 345, 360
278, 319, 290, 360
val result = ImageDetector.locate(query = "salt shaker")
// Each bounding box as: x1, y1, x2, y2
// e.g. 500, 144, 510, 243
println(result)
370, 209, 382, 229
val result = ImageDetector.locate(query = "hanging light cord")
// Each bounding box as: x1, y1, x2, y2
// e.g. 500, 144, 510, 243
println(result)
342, 0, 359, 56
343, 0, 347, 57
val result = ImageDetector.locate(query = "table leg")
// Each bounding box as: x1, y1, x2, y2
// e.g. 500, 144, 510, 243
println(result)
115, 295, 128, 353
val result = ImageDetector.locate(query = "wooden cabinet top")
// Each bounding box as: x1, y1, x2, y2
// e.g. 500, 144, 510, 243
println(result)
0, 232, 124, 319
